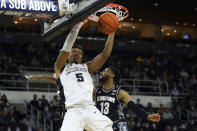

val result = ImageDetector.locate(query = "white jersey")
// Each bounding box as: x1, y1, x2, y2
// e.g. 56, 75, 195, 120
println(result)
59, 63, 94, 108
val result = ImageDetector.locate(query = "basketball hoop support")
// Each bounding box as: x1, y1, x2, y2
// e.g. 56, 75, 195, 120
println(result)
42, 0, 113, 42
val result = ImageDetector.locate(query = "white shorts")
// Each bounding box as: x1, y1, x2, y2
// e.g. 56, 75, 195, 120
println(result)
60, 105, 113, 131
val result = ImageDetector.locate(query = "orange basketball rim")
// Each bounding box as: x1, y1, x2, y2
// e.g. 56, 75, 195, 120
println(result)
88, 3, 129, 22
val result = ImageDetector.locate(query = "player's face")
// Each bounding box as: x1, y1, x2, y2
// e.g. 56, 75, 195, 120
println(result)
100, 68, 110, 77
69, 48, 83, 64
99, 68, 114, 83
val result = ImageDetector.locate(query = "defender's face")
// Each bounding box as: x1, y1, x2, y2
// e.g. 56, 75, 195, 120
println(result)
69, 48, 82, 64
100, 68, 112, 79
99, 68, 114, 84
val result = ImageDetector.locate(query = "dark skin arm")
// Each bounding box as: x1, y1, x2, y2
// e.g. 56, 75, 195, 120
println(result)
87, 33, 115, 74
29, 75, 56, 85
118, 89, 160, 122
118, 89, 131, 105
54, 20, 88, 78
54, 51, 70, 78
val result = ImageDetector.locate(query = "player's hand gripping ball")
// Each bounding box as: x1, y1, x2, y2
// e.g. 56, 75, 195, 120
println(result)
98, 13, 119, 34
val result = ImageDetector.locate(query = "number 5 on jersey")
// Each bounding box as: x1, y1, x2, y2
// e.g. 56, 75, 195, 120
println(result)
75, 73, 84, 82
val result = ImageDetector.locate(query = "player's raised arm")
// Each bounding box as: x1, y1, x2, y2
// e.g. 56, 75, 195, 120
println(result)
87, 33, 115, 74
54, 20, 88, 78
29, 75, 56, 85
118, 89, 160, 123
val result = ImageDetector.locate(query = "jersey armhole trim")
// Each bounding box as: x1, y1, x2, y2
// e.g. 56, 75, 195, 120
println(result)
94, 86, 99, 100
116, 85, 124, 104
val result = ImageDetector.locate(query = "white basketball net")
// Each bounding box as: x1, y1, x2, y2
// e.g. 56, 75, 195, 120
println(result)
88, 5, 128, 22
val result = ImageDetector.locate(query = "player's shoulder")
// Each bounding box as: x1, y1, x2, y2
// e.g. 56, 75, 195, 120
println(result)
116, 85, 127, 93
115, 84, 121, 89
95, 85, 102, 91
118, 89, 126, 93
114, 84, 123, 92
118, 88, 130, 99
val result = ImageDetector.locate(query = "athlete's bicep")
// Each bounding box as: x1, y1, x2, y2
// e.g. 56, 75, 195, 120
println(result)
87, 33, 115, 74
29, 75, 56, 85
118, 89, 131, 105
54, 51, 70, 78
86, 54, 108, 74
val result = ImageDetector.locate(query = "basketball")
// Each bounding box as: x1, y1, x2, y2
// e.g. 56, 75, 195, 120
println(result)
98, 13, 119, 34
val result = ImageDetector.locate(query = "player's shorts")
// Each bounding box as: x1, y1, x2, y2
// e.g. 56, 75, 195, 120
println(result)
113, 121, 128, 131
60, 105, 113, 131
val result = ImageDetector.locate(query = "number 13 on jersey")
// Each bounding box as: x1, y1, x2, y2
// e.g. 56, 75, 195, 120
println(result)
100, 102, 110, 115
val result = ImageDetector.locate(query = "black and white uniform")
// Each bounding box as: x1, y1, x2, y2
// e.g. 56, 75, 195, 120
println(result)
95, 85, 128, 131
56, 63, 113, 131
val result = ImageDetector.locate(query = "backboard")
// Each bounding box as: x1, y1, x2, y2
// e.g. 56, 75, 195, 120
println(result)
42, 0, 113, 41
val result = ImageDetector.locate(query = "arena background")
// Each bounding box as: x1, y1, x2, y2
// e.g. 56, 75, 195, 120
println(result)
0, 0, 197, 131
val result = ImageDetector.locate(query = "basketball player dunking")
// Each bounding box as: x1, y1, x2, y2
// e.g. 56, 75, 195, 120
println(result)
29, 21, 160, 131
54, 19, 114, 131
94, 66, 160, 131
30, 66, 160, 131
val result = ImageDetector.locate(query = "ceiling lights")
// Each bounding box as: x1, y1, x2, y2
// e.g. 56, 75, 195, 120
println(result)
138, 18, 143, 22
154, 3, 159, 7
130, 17, 134, 21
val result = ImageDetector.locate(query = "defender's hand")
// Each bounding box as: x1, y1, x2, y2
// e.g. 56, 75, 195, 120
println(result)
148, 113, 160, 122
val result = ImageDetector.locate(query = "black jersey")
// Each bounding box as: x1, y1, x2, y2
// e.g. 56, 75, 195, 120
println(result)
56, 78, 66, 115
95, 85, 125, 122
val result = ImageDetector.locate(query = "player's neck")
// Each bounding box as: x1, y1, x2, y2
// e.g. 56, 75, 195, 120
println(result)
103, 80, 115, 91
69, 61, 80, 64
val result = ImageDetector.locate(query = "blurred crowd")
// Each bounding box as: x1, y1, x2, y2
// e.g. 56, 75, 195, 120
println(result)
0, 94, 36, 131
1, 94, 197, 131
124, 98, 197, 131
115, 51, 197, 96
28, 94, 63, 131
0, 41, 197, 95
0, 94, 63, 131
0, 42, 60, 71
1, 41, 197, 95
0, 41, 197, 130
